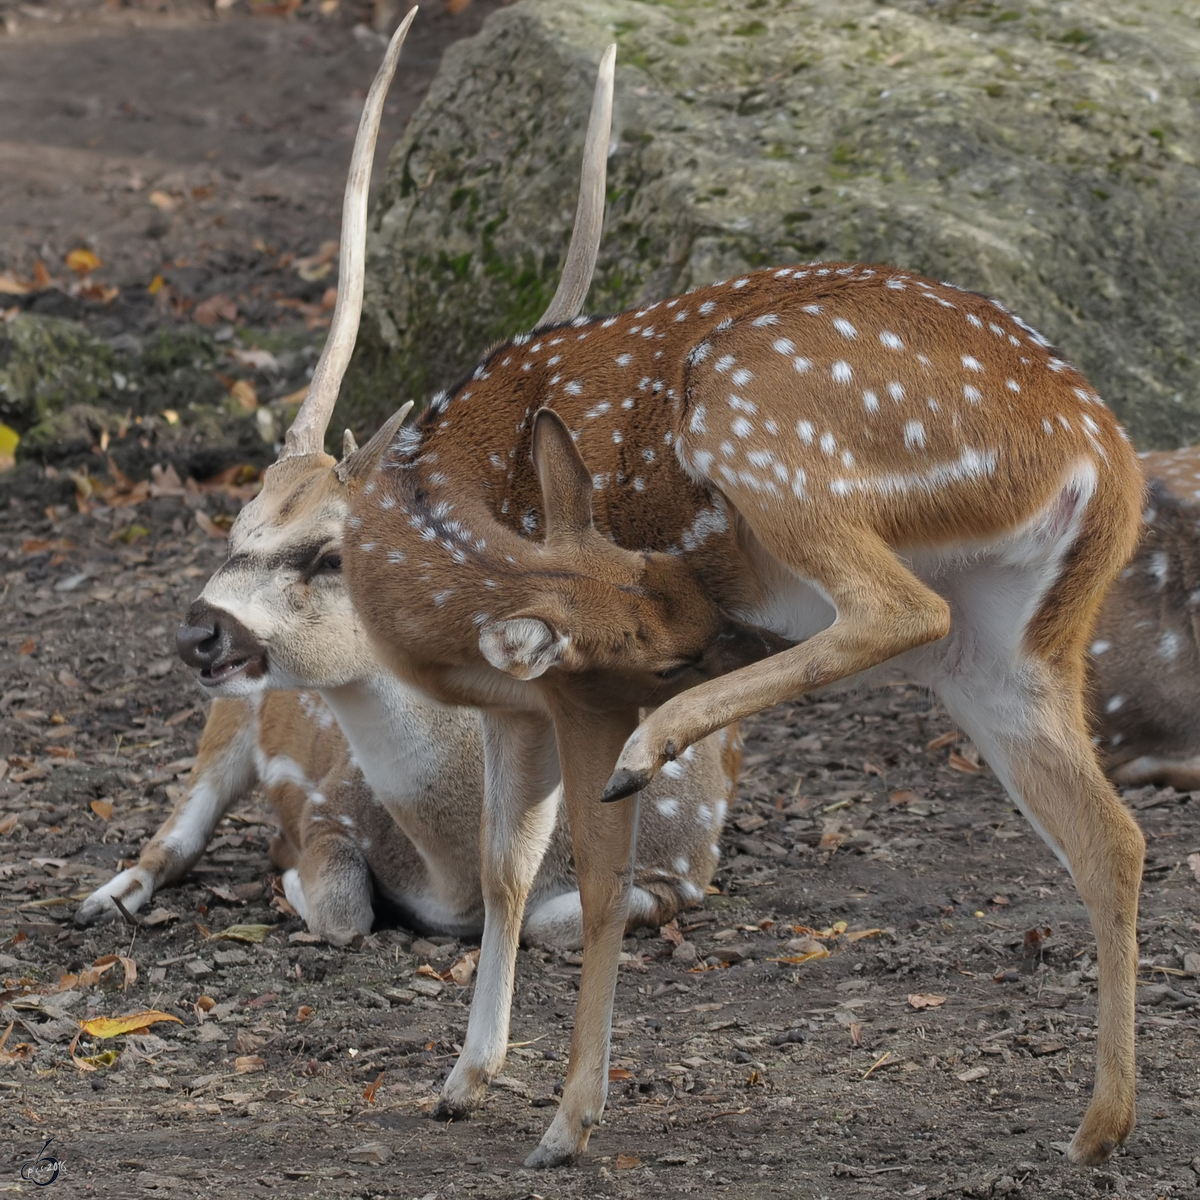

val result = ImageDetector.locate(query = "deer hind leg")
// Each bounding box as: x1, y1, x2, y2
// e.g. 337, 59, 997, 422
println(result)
76, 698, 258, 925
935, 656, 1142, 1164
526, 704, 640, 1169
606, 529, 951, 797
435, 710, 562, 1122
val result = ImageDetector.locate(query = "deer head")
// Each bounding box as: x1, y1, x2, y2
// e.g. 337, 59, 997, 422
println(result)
472, 408, 790, 708
176, 17, 618, 695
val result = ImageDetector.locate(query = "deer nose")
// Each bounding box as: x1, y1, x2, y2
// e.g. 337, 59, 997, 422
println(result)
176, 617, 221, 668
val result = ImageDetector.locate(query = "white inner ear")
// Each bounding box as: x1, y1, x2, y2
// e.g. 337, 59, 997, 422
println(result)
479, 618, 568, 680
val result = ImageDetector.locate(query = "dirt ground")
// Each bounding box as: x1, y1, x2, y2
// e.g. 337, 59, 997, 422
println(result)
2, 1, 1200, 1198
1, 494, 1198, 1200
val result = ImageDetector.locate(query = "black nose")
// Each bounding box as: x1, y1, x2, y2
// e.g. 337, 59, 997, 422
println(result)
176, 617, 221, 668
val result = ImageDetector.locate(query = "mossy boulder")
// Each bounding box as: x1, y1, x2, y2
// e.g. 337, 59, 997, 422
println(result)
349, 0, 1200, 449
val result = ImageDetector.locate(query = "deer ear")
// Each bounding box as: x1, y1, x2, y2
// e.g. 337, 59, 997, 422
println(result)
479, 618, 568, 680
531, 408, 593, 542
335, 401, 414, 485
342, 429, 359, 457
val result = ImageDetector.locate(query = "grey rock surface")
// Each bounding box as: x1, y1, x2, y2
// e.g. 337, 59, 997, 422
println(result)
348, 0, 1200, 449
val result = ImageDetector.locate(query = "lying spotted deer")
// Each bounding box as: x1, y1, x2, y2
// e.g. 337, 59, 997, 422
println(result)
76, 26, 740, 948
75, 691, 739, 948
296, 51, 1141, 1174
1090, 445, 1200, 789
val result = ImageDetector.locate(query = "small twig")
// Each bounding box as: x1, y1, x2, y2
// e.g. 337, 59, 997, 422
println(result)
861, 1050, 892, 1080
112, 895, 141, 929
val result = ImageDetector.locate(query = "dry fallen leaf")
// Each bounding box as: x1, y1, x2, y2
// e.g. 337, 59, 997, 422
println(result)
659, 919, 684, 949
194, 293, 237, 328
608, 1067, 634, 1081
416, 964, 442, 980
956, 1066, 989, 1083
295, 1005, 314, 1023
447, 948, 481, 986
1188, 852, 1200, 884
615, 1154, 643, 1170
90, 800, 113, 821
79, 1011, 182, 1039
362, 1071, 384, 1104
948, 750, 983, 774
234, 1054, 266, 1074
211, 924, 272, 944
925, 730, 958, 751
196, 995, 216, 1013
0, 1022, 37, 1064
907, 993, 948, 1011
229, 380, 258, 411
148, 190, 179, 212
0, 270, 30, 296
767, 948, 830, 966
195, 511, 228, 540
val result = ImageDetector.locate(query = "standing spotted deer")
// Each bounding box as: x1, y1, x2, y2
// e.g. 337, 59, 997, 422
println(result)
77, 23, 740, 948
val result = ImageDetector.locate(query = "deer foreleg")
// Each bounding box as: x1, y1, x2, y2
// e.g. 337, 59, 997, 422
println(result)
525, 704, 639, 1169
434, 709, 561, 1121
76, 699, 258, 925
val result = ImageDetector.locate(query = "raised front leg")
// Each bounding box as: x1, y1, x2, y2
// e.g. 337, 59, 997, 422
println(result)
525, 703, 639, 1168
434, 709, 561, 1120
76, 699, 257, 925
604, 533, 951, 799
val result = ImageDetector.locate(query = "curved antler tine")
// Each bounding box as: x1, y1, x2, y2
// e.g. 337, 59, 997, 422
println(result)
282, 8, 418, 460
534, 43, 616, 330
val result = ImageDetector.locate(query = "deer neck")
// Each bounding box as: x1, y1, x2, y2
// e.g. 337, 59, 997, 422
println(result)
316, 667, 455, 801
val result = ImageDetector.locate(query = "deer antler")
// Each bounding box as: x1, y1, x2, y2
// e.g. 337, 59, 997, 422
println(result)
281, 9, 417, 460
534, 44, 616, 330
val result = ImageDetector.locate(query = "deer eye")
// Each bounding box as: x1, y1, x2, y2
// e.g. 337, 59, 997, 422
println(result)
655, 660, 697, 682
315, 553, 342, 574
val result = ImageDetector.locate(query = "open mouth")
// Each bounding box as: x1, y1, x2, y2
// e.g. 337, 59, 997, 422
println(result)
198, 654, 266, 686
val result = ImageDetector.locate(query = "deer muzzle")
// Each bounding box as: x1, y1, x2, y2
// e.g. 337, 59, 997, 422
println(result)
177, 600, 268, 687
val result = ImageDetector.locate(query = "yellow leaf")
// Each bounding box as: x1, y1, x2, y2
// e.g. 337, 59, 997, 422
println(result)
845, 928, 885, 942
79, 1011, 182, 1038
0, 424, 19, 457
212, 924, 272, 943
65, 248, 102, 275
147, 274, 165, 295
767, 948, 830, 965
416, 964, 441, 979
90, 800, 113, 821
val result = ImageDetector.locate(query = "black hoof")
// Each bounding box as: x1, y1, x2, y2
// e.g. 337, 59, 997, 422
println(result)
600, 768, 650, 802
